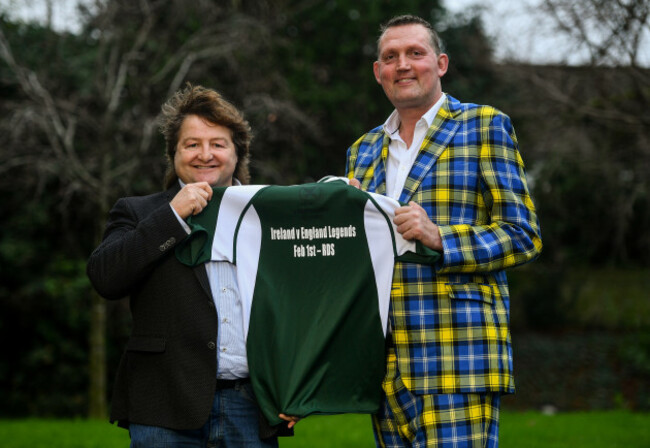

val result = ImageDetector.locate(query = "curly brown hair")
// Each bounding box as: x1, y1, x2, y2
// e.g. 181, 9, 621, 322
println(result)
159, 84, 252, 188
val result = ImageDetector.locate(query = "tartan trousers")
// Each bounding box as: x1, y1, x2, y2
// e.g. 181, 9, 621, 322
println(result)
372, 348, 501, 448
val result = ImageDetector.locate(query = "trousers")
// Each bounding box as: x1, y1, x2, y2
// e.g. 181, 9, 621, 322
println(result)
129, 382, 278, 448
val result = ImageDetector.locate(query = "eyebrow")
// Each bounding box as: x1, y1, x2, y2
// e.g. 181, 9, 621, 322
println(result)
381, 41, 429, 54
380, 46, 428, 61
181, 137, 230, 144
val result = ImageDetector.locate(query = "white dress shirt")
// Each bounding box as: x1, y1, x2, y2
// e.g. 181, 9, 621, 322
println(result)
171, 180, 248, 379
383, 94, 446, 200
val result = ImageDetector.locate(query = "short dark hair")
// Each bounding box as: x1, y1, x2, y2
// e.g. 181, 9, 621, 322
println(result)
377, 15, 443, 57
159, 83, 252, 188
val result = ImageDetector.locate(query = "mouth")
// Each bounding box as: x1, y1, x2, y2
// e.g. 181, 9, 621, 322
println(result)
395, 77, 415, 85
193, 165, 218, 170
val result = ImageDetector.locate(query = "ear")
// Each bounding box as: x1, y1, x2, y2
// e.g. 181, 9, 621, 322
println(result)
373, 61, 382, 85
437, 53, 449, 77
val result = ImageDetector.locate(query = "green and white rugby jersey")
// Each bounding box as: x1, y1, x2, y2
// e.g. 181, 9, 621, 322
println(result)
176, 178, 439, 425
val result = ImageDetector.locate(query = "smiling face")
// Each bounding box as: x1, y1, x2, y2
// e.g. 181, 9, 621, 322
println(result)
373, 23, 448, 116
173, 114, 238, 187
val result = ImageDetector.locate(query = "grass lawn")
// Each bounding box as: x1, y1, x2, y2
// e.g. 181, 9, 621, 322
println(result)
500, 411, 650, 448
0, 411, 648, 447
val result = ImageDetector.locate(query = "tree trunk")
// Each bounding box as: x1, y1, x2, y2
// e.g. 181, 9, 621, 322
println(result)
88, 196, 110, 419
88, 289, 107, 419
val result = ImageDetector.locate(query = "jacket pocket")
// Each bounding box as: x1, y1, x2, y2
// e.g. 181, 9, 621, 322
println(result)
446, 282, 494, 305
126, 336, 166, 353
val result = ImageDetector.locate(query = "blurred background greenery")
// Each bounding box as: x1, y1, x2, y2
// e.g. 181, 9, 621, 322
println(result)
2, 412, 649, 447
0, 0, 648, 424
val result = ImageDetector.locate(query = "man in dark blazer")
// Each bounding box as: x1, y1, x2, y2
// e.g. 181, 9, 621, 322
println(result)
87, 84, 292, 447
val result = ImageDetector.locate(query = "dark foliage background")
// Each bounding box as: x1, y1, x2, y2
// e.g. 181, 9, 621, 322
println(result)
0, 0, 648, 418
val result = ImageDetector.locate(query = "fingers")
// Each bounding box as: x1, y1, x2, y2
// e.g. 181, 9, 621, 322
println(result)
393, 201, 421, 226
278, 413, 301, 429
186, 188, 209, 216
394, 202, 428, 239
170, 182, 213, 219
198, 182, 214, 201
349, 178, 361, 189
394, 202, 443, 250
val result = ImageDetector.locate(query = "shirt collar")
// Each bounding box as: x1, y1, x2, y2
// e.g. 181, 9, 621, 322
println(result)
382, 93, 447, 136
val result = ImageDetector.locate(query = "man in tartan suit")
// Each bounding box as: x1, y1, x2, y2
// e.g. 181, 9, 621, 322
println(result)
346, 15, 542, 447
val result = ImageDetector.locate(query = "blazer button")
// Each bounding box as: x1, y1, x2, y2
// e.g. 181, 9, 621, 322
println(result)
207, 341, 216, 350
159, 237, 177, 252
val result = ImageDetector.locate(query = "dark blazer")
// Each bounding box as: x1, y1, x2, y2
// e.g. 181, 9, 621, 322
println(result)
87, 184, 221, 429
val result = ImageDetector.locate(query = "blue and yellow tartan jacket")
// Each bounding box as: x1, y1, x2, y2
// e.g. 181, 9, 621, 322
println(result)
346, 94, 542, 395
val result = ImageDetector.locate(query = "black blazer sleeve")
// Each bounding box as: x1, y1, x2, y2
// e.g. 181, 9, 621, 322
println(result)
87, 191, 189, 300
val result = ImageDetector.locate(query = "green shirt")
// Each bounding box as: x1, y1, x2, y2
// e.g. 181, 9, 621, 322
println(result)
176, 178, 439, 425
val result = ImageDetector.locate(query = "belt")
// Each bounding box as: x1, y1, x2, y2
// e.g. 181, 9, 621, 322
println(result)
215, 377, 250, 391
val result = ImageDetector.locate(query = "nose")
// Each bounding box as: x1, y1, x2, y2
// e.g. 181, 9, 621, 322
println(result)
198, 144, 213, 160
396, 54, 410, 70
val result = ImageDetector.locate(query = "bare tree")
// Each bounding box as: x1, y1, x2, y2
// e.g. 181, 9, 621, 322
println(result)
498, 0, 650, 266
0, 0, 311, 418
539, 0, 650, 67
518, 0, 649, 126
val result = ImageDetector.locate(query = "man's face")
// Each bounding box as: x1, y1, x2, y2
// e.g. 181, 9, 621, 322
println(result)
173, 114, 238, 187
373, 24, 448, 114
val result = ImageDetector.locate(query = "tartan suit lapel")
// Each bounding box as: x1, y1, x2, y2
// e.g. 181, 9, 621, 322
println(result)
360, 133, 389, 195
399, 96, 462, 204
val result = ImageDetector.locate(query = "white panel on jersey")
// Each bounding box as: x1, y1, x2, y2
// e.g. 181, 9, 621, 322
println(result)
235, 205, 262, 338
363, 199, 396, 336
370, 193, 417, 257
212, 185, 266, 261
